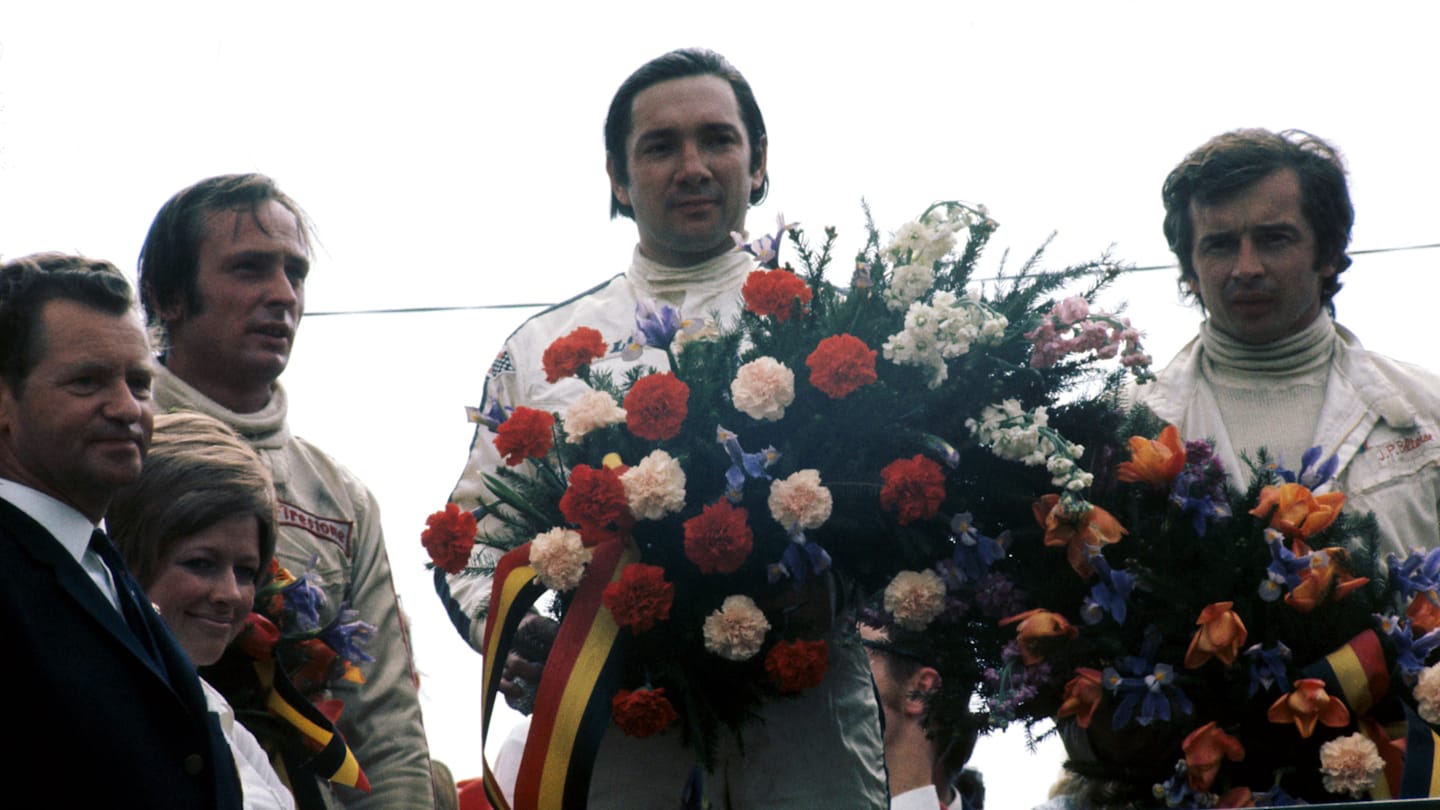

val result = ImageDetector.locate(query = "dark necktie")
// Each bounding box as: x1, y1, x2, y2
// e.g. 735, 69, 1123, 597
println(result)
89, 528, 167, 672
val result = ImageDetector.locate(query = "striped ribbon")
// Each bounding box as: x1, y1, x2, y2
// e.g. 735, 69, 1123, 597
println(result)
1303, 629, 1440, 798
481, 537, 638, 810
256, 658, 371, 792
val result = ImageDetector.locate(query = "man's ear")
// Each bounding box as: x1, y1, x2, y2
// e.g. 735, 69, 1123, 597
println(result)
606, 153, 630, 209
750, 134, 768, 195
904, 667, 941, 718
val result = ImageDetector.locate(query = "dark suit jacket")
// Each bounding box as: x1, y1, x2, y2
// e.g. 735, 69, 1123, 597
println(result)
0, 496, 243, 809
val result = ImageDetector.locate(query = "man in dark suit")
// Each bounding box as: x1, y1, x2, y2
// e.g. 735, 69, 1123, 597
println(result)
0, 253, 243, 808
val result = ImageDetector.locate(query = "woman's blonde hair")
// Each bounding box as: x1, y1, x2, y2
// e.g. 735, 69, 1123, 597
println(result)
108, 410, 277, 589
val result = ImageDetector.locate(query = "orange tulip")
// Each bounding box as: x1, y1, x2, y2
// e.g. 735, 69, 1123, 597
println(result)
1183, 721, 1245, 792
1116, 424, 1186, 488
1033, 494, 1128, 578
1056, 668, 1104, 728
1184, 601, 1248, 668
1285, 547, 1370, 614
1267, 678, 1350, 738
1409, 592, 1440, 634
1000, 608, 1079, 666
1249, 483, 1345, 540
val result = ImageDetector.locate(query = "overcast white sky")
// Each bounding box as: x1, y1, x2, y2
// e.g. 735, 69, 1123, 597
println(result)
3, 2, 1439, 806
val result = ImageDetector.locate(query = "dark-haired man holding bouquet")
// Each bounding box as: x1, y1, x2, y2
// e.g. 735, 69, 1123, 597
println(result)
436, 48, 887, 808
1135, 128, 1440, 556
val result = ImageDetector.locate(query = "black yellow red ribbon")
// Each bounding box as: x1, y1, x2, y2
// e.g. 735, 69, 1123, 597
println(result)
481, 537, 638, 810
1303, 629, 1440, 798
256, 658, 371, 792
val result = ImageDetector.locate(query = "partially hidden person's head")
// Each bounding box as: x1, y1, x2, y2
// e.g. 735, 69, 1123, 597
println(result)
0, 253, 153, 522
859, 622, 978, 781
108, 410, 277, 666
138, 173, 312, 412
605, 48, 769, 268
1161, 129, 1353, 344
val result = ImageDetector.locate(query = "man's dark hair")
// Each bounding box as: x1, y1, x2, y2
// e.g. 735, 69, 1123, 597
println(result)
0, 253, 136, 393
604, 48, 769, 220
137, 173, 312, 338
1162, 128, 1353, 307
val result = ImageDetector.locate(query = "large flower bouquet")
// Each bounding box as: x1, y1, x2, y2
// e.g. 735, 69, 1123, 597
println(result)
424, 201, 1155, 784
953, 401, 1440, 807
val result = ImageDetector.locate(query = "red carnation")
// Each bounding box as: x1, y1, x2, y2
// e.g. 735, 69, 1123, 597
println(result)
602, 563, 674, 633
624, 372, 690, 441
880, 455, 947, 525
559, 464, 632, 542
806, 334, 878, 399
683, 500, 754, 574
542, 326, 608, 384
420, 502, 477, 574
764, 639, 829, 693
493, 407, 555, 466
742, 268, 813, 323
611, 687, 678, 738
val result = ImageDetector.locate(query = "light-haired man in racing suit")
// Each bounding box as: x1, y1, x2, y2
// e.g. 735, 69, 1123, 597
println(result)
436, 48, 887, 808
1136, 129, 1440, 557
139, 173, 435, 810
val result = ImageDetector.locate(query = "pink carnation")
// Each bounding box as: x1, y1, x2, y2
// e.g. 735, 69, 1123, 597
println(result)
884, 569, 947, 630
702, 595, 771, 661
620, 449, 687, 520
730, 357, 795, 421
563, 389, 626, 443
1318, 733, 1384, 798
768, 469, 832, 532
1416, 662, 1440, 724
528, 528, 592, 591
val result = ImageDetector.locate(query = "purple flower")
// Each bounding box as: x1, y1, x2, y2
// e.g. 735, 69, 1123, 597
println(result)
626, 299, 685, 357
1260, 529, 1310, 601
1169, 469, 1231, 537
950, 513, 1008, 582
1086, 552, 1134, 624
771, 539, 832, 587
1377, 614, 1440, 682
466, 400, 512, 430
1244, 641, 1292, 696
1103, 630, 1192, 728
320, 605, 376, 664
1387, 547, 1440, 601
1274, 445, 1340, 489
974, 573, 1027, 619
280, 569, 328, 632
716, 426, 778, 502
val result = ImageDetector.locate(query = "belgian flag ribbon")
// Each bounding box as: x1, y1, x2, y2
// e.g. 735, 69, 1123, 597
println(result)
257, 658, 371, 792
481, 537, 638, 810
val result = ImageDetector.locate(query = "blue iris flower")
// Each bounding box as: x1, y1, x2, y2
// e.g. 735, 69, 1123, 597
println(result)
1377, 614, 1440, 682
320, 605, 376, 663
1086, 552, 1134, 625
1274, 445, 1340, 489
950, 513, 1008, 582
716, 426, 778, 502
1243, 641, 1292, 697
1169, 470, 1231, 536
1387, 547, 1440, 601
281, 568, 328, 632
771, 539, 833, 587
1103, 630, 1192, 728
633, 299, 684, 351
1259, 530, 1310, 602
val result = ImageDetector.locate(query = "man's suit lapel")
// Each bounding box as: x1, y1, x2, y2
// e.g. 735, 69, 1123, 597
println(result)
0, 498, 174, 684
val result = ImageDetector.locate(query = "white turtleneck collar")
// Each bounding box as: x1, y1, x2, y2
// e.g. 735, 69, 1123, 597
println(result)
153, 362, 292, 450
626, 246, 754, 308
1200, 310, 1338, 377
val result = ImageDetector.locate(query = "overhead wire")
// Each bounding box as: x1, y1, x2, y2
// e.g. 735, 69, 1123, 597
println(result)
304, 242, 1440, 318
